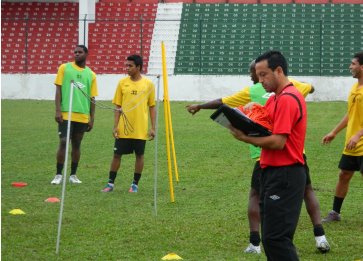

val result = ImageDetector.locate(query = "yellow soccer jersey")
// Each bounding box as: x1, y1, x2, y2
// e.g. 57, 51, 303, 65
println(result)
54, 62, 98, 123
343, 82, 363, 156
221, 86, 251, 107
113, 76, 155, 140
289, 78, 312, 98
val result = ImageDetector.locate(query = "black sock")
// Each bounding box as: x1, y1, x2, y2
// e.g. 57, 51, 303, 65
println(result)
56, 163, 64, 175
313, 224, 325, 237
333, 196, 344, 214
133, 173, 141, 185
108, 171, 117, 184
250, 231, 260, 246
71, 162, 78, 176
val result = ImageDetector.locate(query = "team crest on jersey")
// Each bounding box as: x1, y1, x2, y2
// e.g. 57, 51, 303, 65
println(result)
73, 81, 86, 89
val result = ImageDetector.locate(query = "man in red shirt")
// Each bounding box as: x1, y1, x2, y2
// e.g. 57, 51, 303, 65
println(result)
230, 50, 307, 261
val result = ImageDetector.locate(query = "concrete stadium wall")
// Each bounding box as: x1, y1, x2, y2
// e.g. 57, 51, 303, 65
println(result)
1, 74, 355, 102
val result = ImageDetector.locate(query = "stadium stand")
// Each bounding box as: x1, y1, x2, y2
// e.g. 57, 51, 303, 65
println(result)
174, 3, 363, 75
1, 2, 78, 73
1, 1, 363, 76
87, 2, 157, 74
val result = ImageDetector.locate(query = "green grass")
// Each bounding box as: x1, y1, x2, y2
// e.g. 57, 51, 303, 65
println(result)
2, 100, 363, 261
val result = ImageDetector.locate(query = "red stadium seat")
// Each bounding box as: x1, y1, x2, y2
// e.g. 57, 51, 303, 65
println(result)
260, 0, 293, 2
294, 0, 329, 3
228, 0, 258, 3
331, 0, 363, 3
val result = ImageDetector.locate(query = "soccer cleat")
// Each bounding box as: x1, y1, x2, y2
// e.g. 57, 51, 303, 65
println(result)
101, 184, 114, 192
244, 243, 261, 254
69, 175, 82, 184
51, 174, 62, 185
315, 236, 331, 253
128, 183, 138, 193
322, 210, 341, 223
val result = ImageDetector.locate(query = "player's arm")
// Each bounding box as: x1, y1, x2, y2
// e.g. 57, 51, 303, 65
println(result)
322, 113, 348, 144
186, 98, 223, 115
148, 106, 156, 140
88, 72, 98, 131
55, 84, 62, 123
113, 105, 122, 138
346, 127, 363, 150
229, 125, 287, 150
88, 98, 96, 131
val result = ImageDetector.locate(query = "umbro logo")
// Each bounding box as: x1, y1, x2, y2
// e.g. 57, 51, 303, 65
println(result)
269, 195, 280, 200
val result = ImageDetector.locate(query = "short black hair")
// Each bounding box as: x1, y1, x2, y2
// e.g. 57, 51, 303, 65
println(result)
353, 51, 363, 65
255, 50, 288, 76
127, 54, 143, 71
76, 45, 88, 54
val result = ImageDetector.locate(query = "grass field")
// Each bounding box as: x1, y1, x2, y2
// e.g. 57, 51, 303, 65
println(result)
2, 100, 363, 261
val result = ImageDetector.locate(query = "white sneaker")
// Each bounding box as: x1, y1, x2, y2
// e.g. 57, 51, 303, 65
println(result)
51, 174, 62, 185
316, 236, 330, 253
69, 175, 82, 184
244, 243, 261, 254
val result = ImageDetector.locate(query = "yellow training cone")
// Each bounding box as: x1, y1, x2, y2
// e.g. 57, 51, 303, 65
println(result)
9, 209, 25, 215
161, 253, 183, 260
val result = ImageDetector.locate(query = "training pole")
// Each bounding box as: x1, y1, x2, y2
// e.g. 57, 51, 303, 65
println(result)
56, 81, 74, 254
161, 41, 175, 203
154, 75, 161, 216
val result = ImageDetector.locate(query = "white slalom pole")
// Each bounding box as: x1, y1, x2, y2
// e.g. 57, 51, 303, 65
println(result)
56, 81, 75, 254
154, 75, 161, 216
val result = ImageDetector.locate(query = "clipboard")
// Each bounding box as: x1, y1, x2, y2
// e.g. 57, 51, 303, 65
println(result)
210, 104, 272, 137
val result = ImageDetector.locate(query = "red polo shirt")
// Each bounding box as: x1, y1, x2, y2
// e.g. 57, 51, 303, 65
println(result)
260, 85, 307, 168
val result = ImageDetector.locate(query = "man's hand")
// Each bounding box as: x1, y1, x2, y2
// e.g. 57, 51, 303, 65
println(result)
322, 132, 336, 145
113, 127, 119, 138
55, 111, 63, 123
186, 104, 200, 115
148, 128, 156, 141
229, 125, 249, 142
346, 134, 359, 150
87, 118, 94, 132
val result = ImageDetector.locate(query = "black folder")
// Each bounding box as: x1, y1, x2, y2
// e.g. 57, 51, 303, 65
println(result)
210, 104, 272, 137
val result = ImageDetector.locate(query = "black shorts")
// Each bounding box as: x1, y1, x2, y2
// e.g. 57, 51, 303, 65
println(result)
114, 138, 146, 155
58, 121, 89, 138
338, 154, 363, 172
251, 155, 311, 191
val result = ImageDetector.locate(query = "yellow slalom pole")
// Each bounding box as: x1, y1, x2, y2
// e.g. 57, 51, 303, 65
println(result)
165, 78, 179, 183
161, 41, 175, 203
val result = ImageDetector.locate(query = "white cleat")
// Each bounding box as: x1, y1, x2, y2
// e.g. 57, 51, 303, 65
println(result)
244, 243, 261, 254
316, 236, 331, 253
51, 174, 62, 185
69, 175, 82, 184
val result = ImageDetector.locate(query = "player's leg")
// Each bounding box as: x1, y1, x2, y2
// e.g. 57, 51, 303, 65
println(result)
129, 139, 146, 193
323, 154, 358, 222
303, 155, 330, 252
245, 161, 262, 254
68, 122, 88, 184
101, 138, 132, 192
51, 121, 71, 185
261, 165, 305, 261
